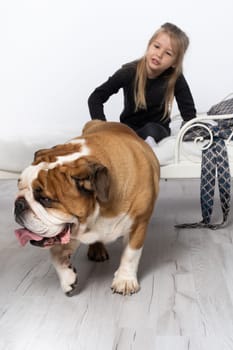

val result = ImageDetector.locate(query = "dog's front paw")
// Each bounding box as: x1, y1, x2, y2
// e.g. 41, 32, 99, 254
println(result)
59, 266, 78, 296
111, 271, 140, 295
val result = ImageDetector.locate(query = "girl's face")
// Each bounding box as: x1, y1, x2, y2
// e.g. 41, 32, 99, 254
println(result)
146, 32, 177, 78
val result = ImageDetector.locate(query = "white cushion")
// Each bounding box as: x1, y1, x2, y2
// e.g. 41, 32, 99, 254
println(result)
0, 125, 81, 172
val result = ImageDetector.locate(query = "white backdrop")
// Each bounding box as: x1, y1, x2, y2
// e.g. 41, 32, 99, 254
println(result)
1, 0, 233, 133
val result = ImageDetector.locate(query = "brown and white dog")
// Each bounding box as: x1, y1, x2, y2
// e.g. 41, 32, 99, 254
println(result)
14, 120, 160, 296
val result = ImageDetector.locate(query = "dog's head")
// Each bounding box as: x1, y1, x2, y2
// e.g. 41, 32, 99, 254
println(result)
14, 141, 110, 248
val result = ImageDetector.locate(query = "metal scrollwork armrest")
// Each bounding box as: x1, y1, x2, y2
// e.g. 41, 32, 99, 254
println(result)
174, 113, 233, 163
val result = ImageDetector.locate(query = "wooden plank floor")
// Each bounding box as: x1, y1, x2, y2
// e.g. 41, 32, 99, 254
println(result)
1, 179, 233, 349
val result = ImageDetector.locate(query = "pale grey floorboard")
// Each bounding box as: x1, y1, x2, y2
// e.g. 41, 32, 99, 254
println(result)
1, 179, 233, 349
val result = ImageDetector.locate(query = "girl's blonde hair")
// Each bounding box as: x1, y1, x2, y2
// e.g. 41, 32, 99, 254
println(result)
134, 22, 190, 119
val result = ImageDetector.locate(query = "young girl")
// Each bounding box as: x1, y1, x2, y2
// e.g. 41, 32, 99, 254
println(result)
88, 22, 196, 143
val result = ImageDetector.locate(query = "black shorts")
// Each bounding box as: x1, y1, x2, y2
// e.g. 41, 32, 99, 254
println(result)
135, 122, 170, 142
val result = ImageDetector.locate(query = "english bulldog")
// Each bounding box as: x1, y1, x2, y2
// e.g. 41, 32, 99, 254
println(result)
14, 120, 160, 296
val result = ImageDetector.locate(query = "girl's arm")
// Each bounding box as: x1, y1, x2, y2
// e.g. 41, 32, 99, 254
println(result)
174, 74, 197, 121
88, 66, 134, 120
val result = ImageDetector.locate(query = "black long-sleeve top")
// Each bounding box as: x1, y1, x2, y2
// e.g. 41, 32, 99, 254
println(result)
88, 63, 196, 133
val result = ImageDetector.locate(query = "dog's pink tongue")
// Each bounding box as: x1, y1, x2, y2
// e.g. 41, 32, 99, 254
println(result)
60, 226, 71, 244
15, 228, 43, 247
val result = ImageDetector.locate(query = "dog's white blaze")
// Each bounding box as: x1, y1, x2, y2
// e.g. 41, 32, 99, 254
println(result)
19, 163, 47, 191
56, 143, 90, 164
18, 139, 89, 188
78, 212, 133, 244
68, 138, 85, 145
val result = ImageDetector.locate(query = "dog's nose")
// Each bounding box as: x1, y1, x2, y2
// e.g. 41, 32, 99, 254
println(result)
14, 197, 29, 216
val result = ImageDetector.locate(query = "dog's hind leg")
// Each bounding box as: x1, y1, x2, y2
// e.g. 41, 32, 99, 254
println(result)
50, 239, 80, 296
87, 242, 109, 262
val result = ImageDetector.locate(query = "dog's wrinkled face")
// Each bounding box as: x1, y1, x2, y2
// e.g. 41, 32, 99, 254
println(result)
14, 141, 110, 248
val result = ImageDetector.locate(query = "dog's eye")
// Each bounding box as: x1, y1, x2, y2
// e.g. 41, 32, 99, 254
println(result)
33, 188, 54, 207
38, 197, 53, 207
34, 187, 43, 194
34, 192, 52, 207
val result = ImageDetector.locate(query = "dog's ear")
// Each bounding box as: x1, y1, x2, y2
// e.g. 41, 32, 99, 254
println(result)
91, 163, 110, 202
33, 148, 48, 163
71, 162, 110, 203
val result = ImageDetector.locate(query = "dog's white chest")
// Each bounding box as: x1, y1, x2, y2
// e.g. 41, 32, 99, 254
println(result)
78, 212, 133, 245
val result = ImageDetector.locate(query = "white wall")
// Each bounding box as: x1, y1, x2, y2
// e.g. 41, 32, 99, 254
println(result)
1, 0, 233, 133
